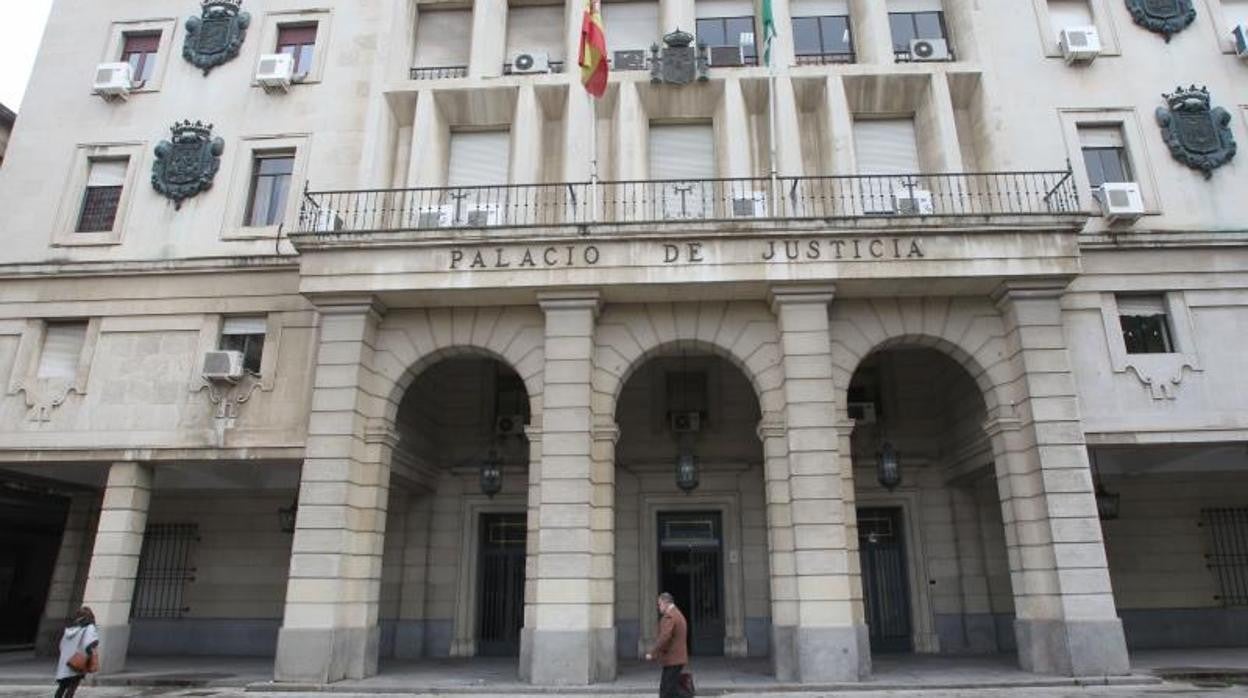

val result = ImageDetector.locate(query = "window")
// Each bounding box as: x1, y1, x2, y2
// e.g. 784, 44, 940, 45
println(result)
853, 119, 920, 175
649, 123, 715, 218
1079, 125, 1132, 188
696, 16, 759, 63
603, 1, 660, 56
220, 316, 266, 374
121, 32, 161, 83
1048, 0, 1093, 34
889, 11, 949, 53
276, 23, 317, 75
1117, 295, 1173, 354
76, 159, 127, 233
132, 523, 198, 619
505, 5, 565, 71
412, 9, 471, 77
448, 131, 511, 186
36, 322, 88, 380
245, 153, 295, 227
793, 15, 854, 63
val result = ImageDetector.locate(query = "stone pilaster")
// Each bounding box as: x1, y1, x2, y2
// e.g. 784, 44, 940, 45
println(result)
990, 282, 1129, 676
769, 285, 867, 682
469, 0, 507, 78
275, 297, 391, 683
36, 493, 98, 655
81, 462, 152, 674
525, 290, 613, 685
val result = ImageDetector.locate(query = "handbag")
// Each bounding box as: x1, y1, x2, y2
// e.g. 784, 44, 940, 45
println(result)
677, 669, 696, 697
66, 650, 99, 674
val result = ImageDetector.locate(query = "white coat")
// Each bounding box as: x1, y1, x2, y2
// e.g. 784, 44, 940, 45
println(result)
55, 623, 99, 681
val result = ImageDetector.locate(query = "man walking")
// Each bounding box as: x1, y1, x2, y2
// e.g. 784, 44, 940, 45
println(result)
645, 592, 689, 697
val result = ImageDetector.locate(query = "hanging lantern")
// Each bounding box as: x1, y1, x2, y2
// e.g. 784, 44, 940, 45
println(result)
675, 449, 699, 494
480, 449, 503, 498
876, 441, 901, 490
277, 497, 298, 534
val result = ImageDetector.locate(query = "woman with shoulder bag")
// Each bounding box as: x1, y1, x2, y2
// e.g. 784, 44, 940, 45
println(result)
54, 606, 99, 698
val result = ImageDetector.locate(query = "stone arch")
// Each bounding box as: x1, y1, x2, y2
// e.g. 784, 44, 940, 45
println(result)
829, 297, 1020, 417
372, 306, 546, 427
590, 302, 786, 422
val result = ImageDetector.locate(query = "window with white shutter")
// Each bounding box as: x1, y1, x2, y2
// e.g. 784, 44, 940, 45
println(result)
506, 6, 565, 62
1048, 0, 1094, 33
852, 119, 920, 175
603, 2, 660, 54
36, 322, 88, 380
448, 131, 511, 186
649, 124, 716, 180
414, 9, 472, 68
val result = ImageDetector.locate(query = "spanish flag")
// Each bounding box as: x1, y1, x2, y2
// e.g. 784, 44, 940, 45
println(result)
578, 0, 608, 98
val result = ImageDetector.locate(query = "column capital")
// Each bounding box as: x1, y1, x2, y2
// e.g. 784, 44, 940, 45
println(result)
537, 289, 602, 316
756, 413, 787, 440
364, 418, 400, 448
590, 416, 620, 444
990, 278, 1072, 309
769, 284, 836, 313
311, 294, 388, 319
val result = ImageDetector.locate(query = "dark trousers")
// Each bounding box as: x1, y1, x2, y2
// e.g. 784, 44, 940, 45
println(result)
54, 676, 83, 698
659, 663, 685, 698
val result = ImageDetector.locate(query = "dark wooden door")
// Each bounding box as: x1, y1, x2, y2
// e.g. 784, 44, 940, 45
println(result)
658, 511, 725, 656
476, 513, 526, 656
857, 507, 913, 653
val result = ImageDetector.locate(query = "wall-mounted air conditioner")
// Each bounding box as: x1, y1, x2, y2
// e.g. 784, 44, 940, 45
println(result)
93, 62, 134, 101
495, 414, 526, 435
510, 51, 551, 74
731, 191, 768, 218
1095, 182, 1144, 223
256, 53, 295, 92
416, 206, 453, 228
1059, 26, 1101, 64
613, 50, 647, 70
909, 38, 950, 61
894, 189, 934, 215
463, 205, 501, 227
670, 411, 702, 433
708, 45, 744, 67
202, 350, 245, 382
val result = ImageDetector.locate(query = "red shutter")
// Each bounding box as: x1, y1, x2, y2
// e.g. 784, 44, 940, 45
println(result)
277, 24, 318, 48
123, 32, 161, 55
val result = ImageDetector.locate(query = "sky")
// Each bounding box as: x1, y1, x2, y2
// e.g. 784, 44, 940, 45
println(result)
0, 0, 54, 110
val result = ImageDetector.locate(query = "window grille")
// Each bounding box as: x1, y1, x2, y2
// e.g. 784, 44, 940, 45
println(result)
1202, 508, 1248, 607
131, 523, 199, 619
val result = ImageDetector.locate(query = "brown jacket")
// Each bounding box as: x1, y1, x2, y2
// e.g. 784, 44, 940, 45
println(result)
650, 605, 689, 666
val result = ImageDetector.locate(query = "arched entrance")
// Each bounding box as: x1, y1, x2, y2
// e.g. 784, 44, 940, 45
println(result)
612, 348, 770, 662
378, 354, 533, 669
846, 345, 1016, 659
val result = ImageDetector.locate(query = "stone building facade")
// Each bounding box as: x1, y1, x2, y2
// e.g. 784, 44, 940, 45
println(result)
0, 0, 1245, 686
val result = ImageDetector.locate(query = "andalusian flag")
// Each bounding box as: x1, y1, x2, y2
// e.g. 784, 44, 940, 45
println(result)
579, 0, 608, 97
761, 0, 777, 67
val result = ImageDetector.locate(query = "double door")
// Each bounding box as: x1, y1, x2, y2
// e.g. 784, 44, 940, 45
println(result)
657, 511, 725, 656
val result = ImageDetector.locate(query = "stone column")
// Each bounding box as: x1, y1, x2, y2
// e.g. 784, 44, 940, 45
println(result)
769, 285, 867, 682
756, 414, 799, 679
36, 493, 99, 655
469, 0, 508, 78
990, 282, 1129, 676
821, 75, 856, 175
275, 297, 391, 683
849, 0, 894, 64
525, 290, 614, 684
512, 84, 545, 184
80, 462, 153, 674
717, 78, 753, 178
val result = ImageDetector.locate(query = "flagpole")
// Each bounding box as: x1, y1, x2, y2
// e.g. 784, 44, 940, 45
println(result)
763, 0, 779, 216
589, 87, 599, 224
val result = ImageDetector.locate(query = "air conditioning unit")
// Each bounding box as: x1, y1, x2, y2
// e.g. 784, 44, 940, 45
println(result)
312, 208, 343, 232
894, 189, 934, 215
1095, 182, 1144, 223
1233, 24, 1248, 57
613, 50, 647, 70
909, 38, 950, 61
495, 414, 526, 436
731, 191, 768, 218
1059, 26, 1101, 64
510, 51, 550, 74
708, 45, 744, 67
670, 411, 701, 433
463, 205, 501, 227
847, 401, 877, 425
416, 205, 453, 228
202, 350, 245, 382
256, 52, 295, 92
93, 62, 133, 100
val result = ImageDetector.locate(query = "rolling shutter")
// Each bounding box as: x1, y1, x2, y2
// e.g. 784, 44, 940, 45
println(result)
506, 6, 566, 60
1078, 125, 1125, 148
414, 9, 472, 67
791, 0, 850, 15
853, 119, 920, 175
1117, 295, 1166, 317
222, 316, 267, 336
887, 0, 943, 11
87, 159, 127, 187
697, 0, 753, 18
649, 124, 716, 180
1048, 0, 1094, 30
36, 322, 88, 380
603, 2, 661, 52
448, 131, 511, 186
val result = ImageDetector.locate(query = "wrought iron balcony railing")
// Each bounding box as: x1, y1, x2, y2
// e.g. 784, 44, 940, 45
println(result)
296, 169, 1079, 234
795, 51, 856, 65
409, 65, 469, 80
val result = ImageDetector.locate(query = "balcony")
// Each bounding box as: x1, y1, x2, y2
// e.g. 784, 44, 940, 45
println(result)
295, 169, 1078, 234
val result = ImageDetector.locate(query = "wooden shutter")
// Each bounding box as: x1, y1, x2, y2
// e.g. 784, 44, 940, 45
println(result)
697, 0, 753, 18
506, 6, 566, 60
87, 159, 127, 187
414, 9, 472, 66
1078, 125, 1125, 148
1048, 0, 1094, 30
791, 0, 850, 15
603, 2, 660, 52
222, 316, 267, 335
649, 124, 716, 180
853, 119, 920, 174
36, 322, 87, 380
448, 131, 511, 186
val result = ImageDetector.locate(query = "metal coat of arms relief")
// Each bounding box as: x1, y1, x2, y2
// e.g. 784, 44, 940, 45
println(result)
152, 120, 225, 208
183, 0, 251, 75
1124, 0, 1196, 41
650, 29, 709, 85
1155, 86, 1236, 179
